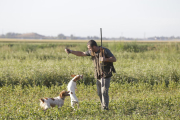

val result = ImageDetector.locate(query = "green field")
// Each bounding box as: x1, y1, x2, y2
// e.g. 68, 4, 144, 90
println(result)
0, 39, 180, 119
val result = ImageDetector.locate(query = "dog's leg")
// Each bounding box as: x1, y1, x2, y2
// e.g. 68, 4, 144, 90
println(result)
43, 109, 47, 114
71, 101, 76, 110
58, 104, 63, 109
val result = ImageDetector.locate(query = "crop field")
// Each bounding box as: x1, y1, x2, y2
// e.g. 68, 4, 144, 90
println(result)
0, 39, 180, 119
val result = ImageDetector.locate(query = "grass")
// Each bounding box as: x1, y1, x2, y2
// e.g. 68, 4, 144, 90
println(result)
0, 39, 180, 119
1, 83, 179, 119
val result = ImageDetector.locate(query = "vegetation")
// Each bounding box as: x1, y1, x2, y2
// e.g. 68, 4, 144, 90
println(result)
0, 40, 180, 119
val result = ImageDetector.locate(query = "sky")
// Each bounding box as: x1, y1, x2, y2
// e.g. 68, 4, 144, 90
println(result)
0, 0, 180, 38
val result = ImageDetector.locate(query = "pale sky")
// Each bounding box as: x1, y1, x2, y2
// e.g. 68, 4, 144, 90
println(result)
0, 0, 180, 38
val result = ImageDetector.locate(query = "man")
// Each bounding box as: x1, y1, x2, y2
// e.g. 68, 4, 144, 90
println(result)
65, 40, 116, 110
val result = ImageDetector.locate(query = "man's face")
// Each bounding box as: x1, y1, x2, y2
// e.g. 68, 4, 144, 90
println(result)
87, 45, 95, 52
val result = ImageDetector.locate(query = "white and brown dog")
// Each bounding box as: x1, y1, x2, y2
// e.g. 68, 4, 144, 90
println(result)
39, 90, 70, 111
67, 75, 83, 110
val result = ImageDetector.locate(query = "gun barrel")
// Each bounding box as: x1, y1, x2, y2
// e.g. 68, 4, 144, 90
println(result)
100, 28, 102, 47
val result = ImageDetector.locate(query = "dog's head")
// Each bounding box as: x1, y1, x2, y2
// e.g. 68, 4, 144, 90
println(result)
59, 90, 70, 99
71, 75, 83, 82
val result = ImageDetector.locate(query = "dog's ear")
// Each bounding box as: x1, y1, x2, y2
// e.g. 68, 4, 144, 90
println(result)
60, 90, 66, 98
71, 75, 76, 77
73, 75, 80, 81
59, 91, 63, 98
40, 98, 45, 103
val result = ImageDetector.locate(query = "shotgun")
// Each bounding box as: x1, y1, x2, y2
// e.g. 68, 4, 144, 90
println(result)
100, 28, 104, 78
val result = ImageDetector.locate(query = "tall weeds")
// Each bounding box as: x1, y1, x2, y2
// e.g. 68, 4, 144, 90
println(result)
0, 41, 180, 87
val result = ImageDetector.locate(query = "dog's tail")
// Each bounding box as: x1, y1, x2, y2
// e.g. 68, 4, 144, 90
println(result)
39, 98, 45, 103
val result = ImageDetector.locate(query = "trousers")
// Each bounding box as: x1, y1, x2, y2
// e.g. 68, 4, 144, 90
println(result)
96, 77, 111, 109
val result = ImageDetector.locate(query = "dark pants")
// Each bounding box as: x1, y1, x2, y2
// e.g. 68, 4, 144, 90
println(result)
96, 77, 111, 109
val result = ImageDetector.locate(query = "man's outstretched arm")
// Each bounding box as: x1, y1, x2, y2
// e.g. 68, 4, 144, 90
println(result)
65, 48, 87, 56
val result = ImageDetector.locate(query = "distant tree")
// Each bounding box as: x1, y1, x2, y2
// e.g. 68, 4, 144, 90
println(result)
170, 36, 175, 39
93, 36, 99, 39
57, 34, 66, 39
5, 32, 20, 38
70, 34, 74, 40
0, 34, 5, 38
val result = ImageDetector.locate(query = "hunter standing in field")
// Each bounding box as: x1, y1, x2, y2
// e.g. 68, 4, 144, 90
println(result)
65, 40, 116, 110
